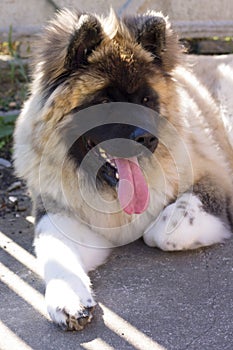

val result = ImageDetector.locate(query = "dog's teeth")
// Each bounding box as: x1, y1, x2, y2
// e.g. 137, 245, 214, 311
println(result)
116, 173, 119, 179
99, 147, 107, 156
99, 147, 110, 160
101, 153, 107, 159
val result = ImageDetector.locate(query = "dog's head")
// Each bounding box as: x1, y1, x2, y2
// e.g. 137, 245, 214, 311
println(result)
32, 9, 182, 215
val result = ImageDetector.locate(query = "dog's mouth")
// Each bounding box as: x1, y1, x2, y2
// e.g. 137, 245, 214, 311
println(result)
86, 138, 119, 185
86, 139, 149, 215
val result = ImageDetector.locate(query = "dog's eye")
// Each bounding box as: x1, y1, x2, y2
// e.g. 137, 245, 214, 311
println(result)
142, 96, 149, 104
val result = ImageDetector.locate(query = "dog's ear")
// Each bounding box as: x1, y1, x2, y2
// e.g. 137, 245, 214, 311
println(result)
124, 12, 180, 70
65, 15, 103, 71
137, 16, 166, 59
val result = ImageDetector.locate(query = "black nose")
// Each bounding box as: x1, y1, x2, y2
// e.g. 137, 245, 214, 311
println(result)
130, 128, 158, 153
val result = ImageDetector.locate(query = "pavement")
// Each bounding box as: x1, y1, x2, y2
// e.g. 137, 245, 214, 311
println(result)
0, 203, 233, 350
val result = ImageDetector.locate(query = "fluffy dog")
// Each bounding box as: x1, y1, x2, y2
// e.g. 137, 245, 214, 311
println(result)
14, 9, 233, 330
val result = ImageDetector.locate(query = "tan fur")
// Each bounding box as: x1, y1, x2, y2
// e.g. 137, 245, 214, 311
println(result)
14, 10, 233, 245
13, 10, 233, 331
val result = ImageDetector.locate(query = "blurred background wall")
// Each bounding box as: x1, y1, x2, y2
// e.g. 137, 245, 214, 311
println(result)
1, 0, 233, 40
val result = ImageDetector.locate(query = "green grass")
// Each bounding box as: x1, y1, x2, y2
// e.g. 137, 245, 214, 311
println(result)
0, 114, 18, 140
0, 26, 29, 153
0, 113, 18, 156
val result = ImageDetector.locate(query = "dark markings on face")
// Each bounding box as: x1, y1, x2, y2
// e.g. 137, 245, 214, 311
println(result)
65, 82, 160, 188
69, 83, 160, 114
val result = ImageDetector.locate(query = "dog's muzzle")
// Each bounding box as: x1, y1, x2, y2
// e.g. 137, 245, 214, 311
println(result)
84, 124, 158, 158
129, 127, 158, 154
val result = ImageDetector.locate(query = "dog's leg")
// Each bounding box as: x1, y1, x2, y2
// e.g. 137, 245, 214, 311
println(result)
144, 180, 232, 251
34, 213, 111, 330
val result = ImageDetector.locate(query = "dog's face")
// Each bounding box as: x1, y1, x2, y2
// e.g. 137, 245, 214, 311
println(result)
66, 43, 161, 197
32, 10, 181, 215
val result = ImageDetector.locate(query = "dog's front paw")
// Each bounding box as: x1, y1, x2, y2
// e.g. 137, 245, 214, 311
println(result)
144, 194, 231, 251
45, 279, 96, 331
57, 306, 95, 331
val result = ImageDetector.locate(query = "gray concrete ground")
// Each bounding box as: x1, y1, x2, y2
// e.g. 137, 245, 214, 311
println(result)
1, 201, 233, 350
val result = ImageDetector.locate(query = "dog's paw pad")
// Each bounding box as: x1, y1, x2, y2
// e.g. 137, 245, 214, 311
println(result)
62, 306, 95, 331
45, 279, 96, 330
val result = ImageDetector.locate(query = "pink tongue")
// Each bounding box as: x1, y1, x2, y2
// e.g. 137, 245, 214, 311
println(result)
114, 157, 149, 215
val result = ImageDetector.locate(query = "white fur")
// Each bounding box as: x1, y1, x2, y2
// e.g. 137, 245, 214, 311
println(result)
34, 214, 111, 327
13, 13, 233, 330
143, 193, 231, 251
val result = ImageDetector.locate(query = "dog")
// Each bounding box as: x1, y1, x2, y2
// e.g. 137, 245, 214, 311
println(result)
14, 8, 233, 330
